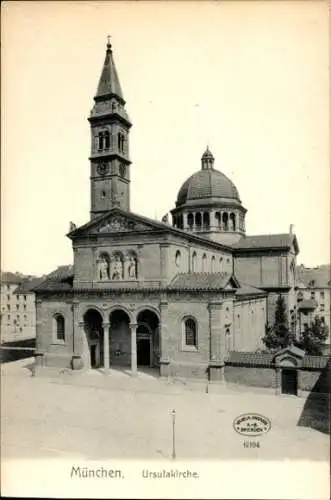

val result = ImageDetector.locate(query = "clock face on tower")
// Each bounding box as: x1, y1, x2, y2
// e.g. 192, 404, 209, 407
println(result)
97, 162, 109, 176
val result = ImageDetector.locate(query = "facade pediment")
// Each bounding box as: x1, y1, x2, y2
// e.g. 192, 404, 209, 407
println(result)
95, 214, 150, 234
68, 209, 164, 238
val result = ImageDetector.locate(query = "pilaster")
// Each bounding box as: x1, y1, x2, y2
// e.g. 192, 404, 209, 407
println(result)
159, 300, 170, 377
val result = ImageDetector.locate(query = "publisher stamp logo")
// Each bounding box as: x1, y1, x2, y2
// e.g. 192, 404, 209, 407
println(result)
233, 413, 271, 436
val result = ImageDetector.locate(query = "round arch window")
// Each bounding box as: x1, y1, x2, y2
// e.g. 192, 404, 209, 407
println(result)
175, 250, 181, 267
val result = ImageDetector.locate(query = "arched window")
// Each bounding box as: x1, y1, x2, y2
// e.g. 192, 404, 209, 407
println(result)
225, 327, 231, 352
211, 256, 215, 273
192, 251, 197, 272
219, 256, 223, 270
187, 213, 194, 230
203, 212, 210, 230
97, 132, 104, 150
53, 314, 65, 342
222, 212, 229, 231
215, 212, 221, 227
104, 130, 110, 149
230, 213, 236, 231
184, 317, 197, 347
195, 213, 202, 230
202, 253, 207, 272
175, 250, 181, 268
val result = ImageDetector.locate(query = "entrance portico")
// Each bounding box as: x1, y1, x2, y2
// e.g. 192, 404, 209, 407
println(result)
80, 305, 160, 376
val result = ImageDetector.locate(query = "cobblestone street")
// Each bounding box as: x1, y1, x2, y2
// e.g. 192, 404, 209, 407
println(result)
1, 358, 329, 461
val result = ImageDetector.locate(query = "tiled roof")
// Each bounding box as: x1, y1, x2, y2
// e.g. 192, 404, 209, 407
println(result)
236, 283, 266, 298
296, 264, 331, 288
169, 272, 233, 290
298, 299, 317, 310
176, 168, 241, 206
33, 265, 74, 292
226, 351, 274, 366
226, 351, 330, 370
233, 234, 298, 251
303, 356, 330, 370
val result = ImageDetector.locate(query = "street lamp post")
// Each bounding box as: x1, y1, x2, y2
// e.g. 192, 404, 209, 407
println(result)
171, 409, 176, 460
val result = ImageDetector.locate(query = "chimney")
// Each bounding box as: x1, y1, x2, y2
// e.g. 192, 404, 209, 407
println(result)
289, 224, 294, 234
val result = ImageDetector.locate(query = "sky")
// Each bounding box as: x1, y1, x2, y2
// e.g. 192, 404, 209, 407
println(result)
1, 0, 330, 276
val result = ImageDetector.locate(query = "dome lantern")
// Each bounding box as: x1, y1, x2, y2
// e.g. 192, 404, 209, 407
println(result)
201, 146, 215, 170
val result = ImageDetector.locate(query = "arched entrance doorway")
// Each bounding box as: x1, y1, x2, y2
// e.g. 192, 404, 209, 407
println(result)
136, 310, 160, 368
83, 309, 103, 369
109, 309, 131, 367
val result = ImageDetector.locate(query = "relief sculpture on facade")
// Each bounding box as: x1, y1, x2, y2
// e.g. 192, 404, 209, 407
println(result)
98, 216, 148, 233
97, 256, 109, 280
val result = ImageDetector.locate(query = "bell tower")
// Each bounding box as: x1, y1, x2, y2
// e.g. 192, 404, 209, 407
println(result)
88, 38, 132, 219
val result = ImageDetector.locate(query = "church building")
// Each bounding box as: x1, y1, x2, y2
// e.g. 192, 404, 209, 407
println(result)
34, 41, 299, 382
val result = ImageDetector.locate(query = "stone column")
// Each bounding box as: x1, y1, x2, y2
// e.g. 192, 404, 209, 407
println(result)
130, 323, 137, 376
159, 300, 170, 377
103, 322, 110, 374
208, 301, 225, 382
183, 212, 188, 229
71, 300, 85, 370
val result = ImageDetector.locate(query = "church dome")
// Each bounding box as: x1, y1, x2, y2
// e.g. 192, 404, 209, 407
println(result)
176, 154, 241, 207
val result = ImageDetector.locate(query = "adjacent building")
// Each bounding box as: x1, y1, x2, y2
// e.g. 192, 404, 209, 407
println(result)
0, 272, 42, 342
296, 264, 330, 342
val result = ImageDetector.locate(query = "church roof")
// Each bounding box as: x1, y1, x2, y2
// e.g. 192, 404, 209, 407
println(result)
236, 283, 267, 298
95, 40, 124, 100
33, 266, 73, 292
233, 234, 299, 253
176, 168, 241, 207
169, 272, 238, 291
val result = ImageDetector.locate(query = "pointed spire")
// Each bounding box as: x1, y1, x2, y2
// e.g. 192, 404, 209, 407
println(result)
201, 146, 215, 170
95, 37, 124, 100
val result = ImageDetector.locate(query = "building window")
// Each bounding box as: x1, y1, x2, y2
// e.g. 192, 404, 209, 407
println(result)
24, 314, 27, 320
183, 317, 197, 348
7, 294, 10, 301
16, 304, 19, 310
320, 304, 325, 312
175, 250, 181, 268
211, 256, 215, 273
321, 316, 325, 323
310, 291, 315, 300
24, 295, 27, 301
320, 291, 325, 299
16, 295, 19, 300
53, 314, 65, 342
192, 252, 197, 273
202, 253, 207, 272
7, 305, 10, 311
23, 304, 27, 311
7, 314, 10, 320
